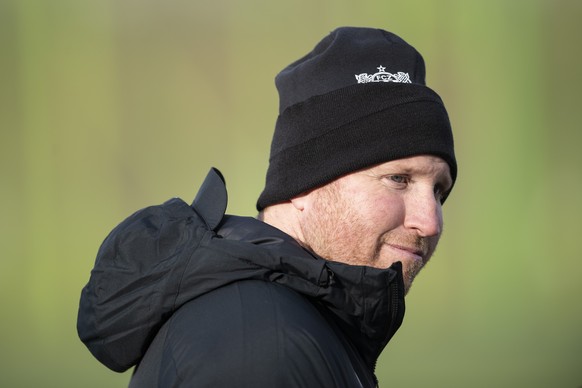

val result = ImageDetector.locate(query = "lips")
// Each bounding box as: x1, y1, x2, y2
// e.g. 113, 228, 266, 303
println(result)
387, 243, 426, 262
395, 244, 424, 256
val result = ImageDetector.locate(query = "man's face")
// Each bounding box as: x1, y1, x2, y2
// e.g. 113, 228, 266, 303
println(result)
297, 155, 453, 294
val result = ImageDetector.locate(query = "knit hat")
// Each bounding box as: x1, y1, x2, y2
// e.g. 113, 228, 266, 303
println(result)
257, 26, 456, 210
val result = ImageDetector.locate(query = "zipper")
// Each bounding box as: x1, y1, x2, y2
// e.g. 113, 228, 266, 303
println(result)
371, 275, 403, 387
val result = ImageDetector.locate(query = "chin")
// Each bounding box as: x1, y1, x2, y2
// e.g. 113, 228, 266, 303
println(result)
402, 271, 419, 296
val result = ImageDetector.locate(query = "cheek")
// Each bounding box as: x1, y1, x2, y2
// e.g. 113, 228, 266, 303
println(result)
363, 194, 405, 229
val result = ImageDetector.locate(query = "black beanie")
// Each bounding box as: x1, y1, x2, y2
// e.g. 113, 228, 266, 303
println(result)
257, 26, 456, 210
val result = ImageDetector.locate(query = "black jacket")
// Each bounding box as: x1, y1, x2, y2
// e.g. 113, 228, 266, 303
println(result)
77, 168, 406, 387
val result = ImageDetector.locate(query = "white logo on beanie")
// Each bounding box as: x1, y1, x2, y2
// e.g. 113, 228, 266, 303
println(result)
355, 65, 411, 84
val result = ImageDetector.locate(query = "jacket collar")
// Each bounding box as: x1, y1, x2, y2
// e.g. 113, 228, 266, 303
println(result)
191, 167, 407, 370
215, 210, 406, 371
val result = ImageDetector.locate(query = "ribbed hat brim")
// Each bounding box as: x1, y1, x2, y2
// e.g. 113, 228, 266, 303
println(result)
257, 83, 456, 210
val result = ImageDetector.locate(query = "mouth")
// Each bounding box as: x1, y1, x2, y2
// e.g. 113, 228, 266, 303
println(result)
387, 244, 426, 262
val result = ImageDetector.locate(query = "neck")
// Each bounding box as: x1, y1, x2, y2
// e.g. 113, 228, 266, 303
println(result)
260, 202, 306, 247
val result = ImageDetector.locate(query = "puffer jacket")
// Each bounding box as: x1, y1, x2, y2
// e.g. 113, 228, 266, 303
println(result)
77, 168, 405, 387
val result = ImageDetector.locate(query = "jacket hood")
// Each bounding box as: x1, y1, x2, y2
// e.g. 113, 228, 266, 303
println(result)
77, 168, 405, 373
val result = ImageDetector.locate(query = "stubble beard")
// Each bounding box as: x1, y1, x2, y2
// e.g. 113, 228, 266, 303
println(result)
374, 232, 432, 295
303, 215, 430, 295
399, 247, 427, 295
301, 182, 435, 295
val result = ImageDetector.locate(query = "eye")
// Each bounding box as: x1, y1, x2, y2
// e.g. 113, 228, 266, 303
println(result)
386, 175, 410, 185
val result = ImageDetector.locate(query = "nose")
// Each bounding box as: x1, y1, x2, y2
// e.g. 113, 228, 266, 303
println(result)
404, 190, 442, 237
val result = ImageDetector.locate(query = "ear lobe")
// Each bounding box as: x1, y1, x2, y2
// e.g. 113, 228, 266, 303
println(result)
290, 193, 309, 211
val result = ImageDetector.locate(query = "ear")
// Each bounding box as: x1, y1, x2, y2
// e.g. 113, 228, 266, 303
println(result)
290, 192, 310, 211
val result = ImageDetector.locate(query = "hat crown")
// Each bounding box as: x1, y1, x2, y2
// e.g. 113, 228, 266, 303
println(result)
276, 27, 426, 113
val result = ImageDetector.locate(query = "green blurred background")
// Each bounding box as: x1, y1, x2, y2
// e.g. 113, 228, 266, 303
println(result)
1, 0, 581, 387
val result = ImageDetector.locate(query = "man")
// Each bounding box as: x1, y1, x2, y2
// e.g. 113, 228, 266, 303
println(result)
78, 26, 456, 387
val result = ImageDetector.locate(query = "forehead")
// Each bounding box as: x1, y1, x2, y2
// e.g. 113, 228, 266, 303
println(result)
356, 155, 453, 187
315, 155, 453, 197
372, 155, 450, 174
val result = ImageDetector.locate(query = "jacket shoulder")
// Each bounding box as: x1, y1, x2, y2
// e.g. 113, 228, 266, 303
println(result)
136, 280, 368, 388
